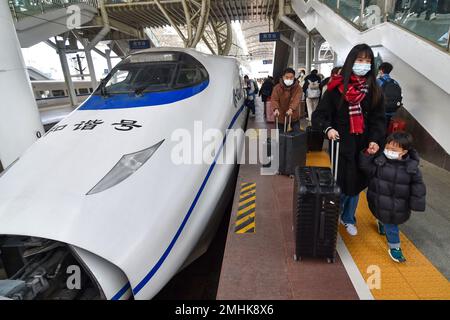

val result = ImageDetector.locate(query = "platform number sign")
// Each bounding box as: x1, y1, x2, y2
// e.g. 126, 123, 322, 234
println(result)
259, 32, 280, 42
129, 40, 151, 50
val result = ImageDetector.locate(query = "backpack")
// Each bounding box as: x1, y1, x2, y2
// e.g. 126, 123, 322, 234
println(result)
381, 78, 403, 114
252, 80, 259, 95
306, 80, 321, 99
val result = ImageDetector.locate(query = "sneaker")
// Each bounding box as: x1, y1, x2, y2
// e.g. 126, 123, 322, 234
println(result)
429, 13, 437, 21
377, 221, 386, 236
388, 248, 406, 263
340, 220, 358, 236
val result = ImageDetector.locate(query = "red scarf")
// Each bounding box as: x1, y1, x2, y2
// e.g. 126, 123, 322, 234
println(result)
327, 74, 368, 134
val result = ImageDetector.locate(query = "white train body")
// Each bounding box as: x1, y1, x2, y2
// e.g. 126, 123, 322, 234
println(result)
0, 48, 247, 300
32, 80, 94, 110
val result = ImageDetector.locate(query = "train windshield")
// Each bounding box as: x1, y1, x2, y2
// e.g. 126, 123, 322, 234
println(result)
96, 52, 208, 96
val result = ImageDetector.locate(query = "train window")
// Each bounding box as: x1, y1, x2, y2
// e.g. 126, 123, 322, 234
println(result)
96, 52, 208, 95
78, 88, 90, 95
51, 90, 65, 97
103, 70, 130, 92
103, 65, 176, 94
176, 68, 201, 86
38, 90, 50, 99
174, 54, 208, 89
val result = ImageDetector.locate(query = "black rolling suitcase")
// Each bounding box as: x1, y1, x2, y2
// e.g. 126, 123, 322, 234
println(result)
306, 126, 324, 151
278, 116, 307, 176
292, 140, 341, 263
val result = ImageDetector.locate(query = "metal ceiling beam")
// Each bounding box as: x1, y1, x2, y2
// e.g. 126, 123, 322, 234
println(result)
154, 0, 187, 45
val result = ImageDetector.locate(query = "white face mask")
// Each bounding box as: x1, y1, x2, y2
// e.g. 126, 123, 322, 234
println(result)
352, 63, 371, 76
284, 79, 294, 86
384, 149, 401, 160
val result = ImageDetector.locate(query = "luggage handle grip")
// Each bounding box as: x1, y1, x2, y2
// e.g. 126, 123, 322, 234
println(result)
283, 115, 292, 133
330, 138, 340, 182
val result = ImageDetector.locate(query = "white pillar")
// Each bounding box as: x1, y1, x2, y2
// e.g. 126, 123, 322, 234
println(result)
292, 33, 299, 75
305, 34, 312, 74
313, 39, 319, 64
85, 48, 98, 89
0, 0, 44, 168
56, 40, 78, 107
105, 49, 112, 72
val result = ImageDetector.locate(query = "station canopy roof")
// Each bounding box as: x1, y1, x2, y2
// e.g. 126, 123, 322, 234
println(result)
104, 0, 281, 67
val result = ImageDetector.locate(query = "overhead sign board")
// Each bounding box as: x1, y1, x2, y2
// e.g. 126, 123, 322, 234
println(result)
259, 32, 280, 42
129, 40, 151, 50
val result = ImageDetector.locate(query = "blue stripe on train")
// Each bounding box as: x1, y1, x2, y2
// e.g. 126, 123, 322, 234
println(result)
78, 80, 209, 111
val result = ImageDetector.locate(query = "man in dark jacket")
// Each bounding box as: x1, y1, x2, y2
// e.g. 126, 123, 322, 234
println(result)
359, 131, 426, 263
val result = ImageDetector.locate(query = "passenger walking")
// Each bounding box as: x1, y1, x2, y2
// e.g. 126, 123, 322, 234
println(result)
377, 62, 403, 130
259, 76, 274, 102
303, 69, 322, 122
259, 76, 274, 118
320, 66, 342, 97
271, 68, 302, 132
297, 69, 306, 87
359, 132, 426, 262
244, 75, 256, 117
312, 43, 386, 236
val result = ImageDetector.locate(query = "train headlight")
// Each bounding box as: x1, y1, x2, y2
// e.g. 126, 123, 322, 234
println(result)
87, 140, 164, 195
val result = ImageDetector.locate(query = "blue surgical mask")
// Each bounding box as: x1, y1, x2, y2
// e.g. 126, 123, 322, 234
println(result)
352, 63, 371, 76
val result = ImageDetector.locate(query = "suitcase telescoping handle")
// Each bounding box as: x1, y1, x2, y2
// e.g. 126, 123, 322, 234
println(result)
330, 138, 340, 182
283, 115, 292, 133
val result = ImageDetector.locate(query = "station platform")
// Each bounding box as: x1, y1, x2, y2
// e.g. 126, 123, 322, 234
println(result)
216, 99, 450, 300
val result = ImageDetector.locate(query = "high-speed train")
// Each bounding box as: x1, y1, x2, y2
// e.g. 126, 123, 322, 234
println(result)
0, 48, 248, 300
32, 80, 94, 110
31, 80, 95, 128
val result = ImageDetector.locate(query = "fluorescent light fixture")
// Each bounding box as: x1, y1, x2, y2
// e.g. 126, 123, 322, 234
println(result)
87, 140, 164, 195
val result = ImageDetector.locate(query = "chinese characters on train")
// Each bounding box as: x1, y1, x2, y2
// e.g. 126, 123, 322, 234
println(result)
48, 119, 142, 133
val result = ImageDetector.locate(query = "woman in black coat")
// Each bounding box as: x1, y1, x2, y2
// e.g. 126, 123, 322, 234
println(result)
312, 44, 386, 236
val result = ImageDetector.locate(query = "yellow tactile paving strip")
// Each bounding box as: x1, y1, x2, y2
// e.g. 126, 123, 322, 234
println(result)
306, 151, 450, 300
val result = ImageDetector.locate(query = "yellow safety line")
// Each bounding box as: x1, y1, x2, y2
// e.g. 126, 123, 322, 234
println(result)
240, 183, 256, 193
240, 189, 256, 198
238, 196, 256, 207
235, 182, 256, 234
236, 212, 256, 226
236, 222, 256, 234
237, 203, 256, 217
306, 151, 450, 300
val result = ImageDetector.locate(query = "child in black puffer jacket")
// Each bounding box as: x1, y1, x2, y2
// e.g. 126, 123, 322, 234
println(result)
359, 131, 426, 263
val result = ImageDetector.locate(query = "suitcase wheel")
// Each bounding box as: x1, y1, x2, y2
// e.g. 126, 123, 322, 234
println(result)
327, 258, 335, 264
